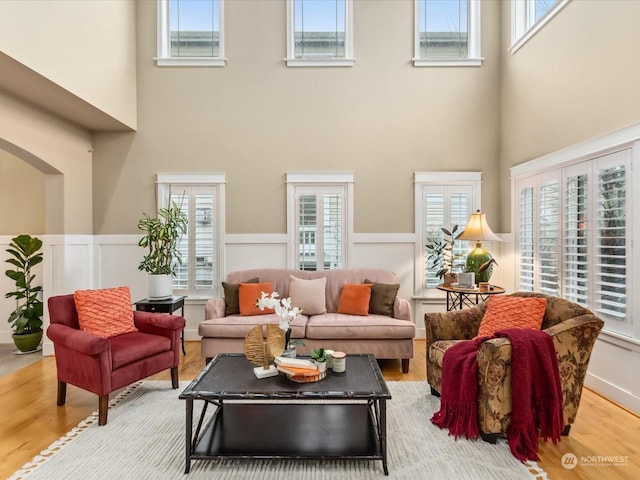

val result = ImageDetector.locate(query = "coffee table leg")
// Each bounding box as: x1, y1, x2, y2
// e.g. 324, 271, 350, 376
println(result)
185, 398, 193, 473
380, 399, 389, 475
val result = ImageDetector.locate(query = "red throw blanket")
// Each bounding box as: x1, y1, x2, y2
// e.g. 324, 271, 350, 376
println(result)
431, 328, 564, 461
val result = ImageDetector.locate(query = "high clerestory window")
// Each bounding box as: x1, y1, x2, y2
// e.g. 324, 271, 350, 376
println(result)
510, 0, 569, 53
414, 0, 482, 67
157, 0, 225, 66
286, 0, 354, 67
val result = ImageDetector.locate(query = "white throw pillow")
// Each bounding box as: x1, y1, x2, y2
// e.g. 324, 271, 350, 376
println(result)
289, 275, 327, 315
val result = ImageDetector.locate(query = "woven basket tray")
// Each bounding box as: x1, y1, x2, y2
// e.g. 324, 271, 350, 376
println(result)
286, 370, 327, 383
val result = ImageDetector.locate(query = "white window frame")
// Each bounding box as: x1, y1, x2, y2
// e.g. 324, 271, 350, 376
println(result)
511, 123, 640, 340
286, 172, 354, 269
285, 0, 355, 67
156, 0, 226, 67
510, 0, 570, 54
414, 172, 482, 297
156, 173, 226, 298
413, 0, 483, 67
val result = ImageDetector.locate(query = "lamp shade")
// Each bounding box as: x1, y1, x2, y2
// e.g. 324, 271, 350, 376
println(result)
457, 210, 502, 242
457, 210, 501, 283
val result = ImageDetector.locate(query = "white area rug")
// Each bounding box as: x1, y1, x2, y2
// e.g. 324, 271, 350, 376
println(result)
10, 381, 547, 480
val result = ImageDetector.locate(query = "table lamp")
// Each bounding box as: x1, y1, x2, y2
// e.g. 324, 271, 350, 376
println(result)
457, 210, 501, 283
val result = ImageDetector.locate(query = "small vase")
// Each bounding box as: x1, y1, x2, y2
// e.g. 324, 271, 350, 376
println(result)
281, 346, 297, 358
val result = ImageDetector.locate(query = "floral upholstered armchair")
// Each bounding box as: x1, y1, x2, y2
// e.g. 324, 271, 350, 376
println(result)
425, 292, 604, 443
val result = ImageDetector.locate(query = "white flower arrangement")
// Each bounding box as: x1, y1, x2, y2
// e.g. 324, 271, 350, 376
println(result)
257, 291, 302, 333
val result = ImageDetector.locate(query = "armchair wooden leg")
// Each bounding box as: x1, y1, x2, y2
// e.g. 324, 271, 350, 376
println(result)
401, 359, 410, 373
98, 394, 109, 426
430, 386, 441, 397
480, 432, 498, 444
562, 424, 572, 436
171, 366, 179, 389
205, 357, 212, 365
57, 381, 67, 406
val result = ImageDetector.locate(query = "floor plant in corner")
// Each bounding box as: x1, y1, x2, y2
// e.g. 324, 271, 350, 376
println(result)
5, 234, 44, 353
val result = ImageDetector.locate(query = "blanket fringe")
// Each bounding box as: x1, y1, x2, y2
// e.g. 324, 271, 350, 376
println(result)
431, 400, 479, 440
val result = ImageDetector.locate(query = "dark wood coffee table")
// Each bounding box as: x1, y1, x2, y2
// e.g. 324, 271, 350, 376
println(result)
179, 353, 391, 475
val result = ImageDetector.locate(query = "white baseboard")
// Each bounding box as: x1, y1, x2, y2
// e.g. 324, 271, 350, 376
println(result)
585, 372, 640, 415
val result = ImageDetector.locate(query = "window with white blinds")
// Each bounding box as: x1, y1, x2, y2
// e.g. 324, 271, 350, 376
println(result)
287, 173, 352, 271
157, 0, 225, 66
295, 188, 344, 271
514, 149, 632, 337
563, 170, 589, 305
286, 0, 354, 66
519, 183, 535, 291
595, 163, 627, 323
156, 173, 225, 298
414, 172, 481, 295
423, 187, 472, 288
538, 179, 560, 296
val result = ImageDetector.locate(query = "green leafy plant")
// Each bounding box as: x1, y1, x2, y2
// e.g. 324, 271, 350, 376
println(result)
137, 200, 188, 275
311, 348, 326, 363
426, 225, 464, 280
5, 234, 44, 334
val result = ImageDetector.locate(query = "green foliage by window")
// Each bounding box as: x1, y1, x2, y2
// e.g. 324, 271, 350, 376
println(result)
138, 200, 188, 275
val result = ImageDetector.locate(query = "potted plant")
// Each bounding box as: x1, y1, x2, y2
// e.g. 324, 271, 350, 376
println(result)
5, 234, 44, 353
138, 200, 188, 299
426, 225, 464, 286
311, 347, 327, 373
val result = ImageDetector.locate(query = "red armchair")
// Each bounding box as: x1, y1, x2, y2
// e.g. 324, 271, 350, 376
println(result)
47, 293, 185, 425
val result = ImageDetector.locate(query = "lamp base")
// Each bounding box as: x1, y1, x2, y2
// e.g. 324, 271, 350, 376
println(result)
466, 245, 494, 284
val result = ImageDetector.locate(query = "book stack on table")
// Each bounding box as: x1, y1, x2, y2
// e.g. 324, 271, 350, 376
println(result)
274, 357, 324, 382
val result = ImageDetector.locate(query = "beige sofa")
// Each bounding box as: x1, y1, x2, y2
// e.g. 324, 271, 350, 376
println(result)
199, 268, 415, 372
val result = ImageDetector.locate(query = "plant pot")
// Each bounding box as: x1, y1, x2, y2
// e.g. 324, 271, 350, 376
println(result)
314, 360, 327, 373
13, 331, 43, 353
148, 274, 173, 300
443, 273, 458, 286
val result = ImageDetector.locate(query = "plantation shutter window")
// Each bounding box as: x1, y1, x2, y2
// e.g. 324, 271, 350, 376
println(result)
295, 187, 344, 271
595, 161, 627, 326
422, 185, 473, 289
518, 183, 535, 292
563, 166, 589, 306
538, 178, 560, 296
513, 148, 632, 337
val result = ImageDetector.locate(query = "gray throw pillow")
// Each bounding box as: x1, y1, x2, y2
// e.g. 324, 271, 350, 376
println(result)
222, 277, 259, 316
364, 279, 400, 317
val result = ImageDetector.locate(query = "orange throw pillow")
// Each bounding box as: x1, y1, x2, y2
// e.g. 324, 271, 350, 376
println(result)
476, 296, 547, 338
74, 286, 138, 338
239, 282, 274, 316
337, 283, 373, 316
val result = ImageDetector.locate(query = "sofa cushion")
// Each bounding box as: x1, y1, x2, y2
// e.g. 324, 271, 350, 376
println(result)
476, 296, 547, 338
305, 313, 415, 339
225, 269, 400, 313
337, 284, 372, 316
289, 275, 326, 315
365, 279, 399, 317
222, 277, 259, 316
239, 282, 274, 316
108, 331, 171, 370
198, 314, 308, 339
73, 286, 138, 338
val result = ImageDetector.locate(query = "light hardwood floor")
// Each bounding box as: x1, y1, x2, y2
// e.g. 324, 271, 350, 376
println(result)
0, 340, 637, 479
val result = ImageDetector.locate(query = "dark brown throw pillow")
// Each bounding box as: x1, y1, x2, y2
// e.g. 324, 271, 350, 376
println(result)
222, 277, 259, 316
365, 279, 400, 317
